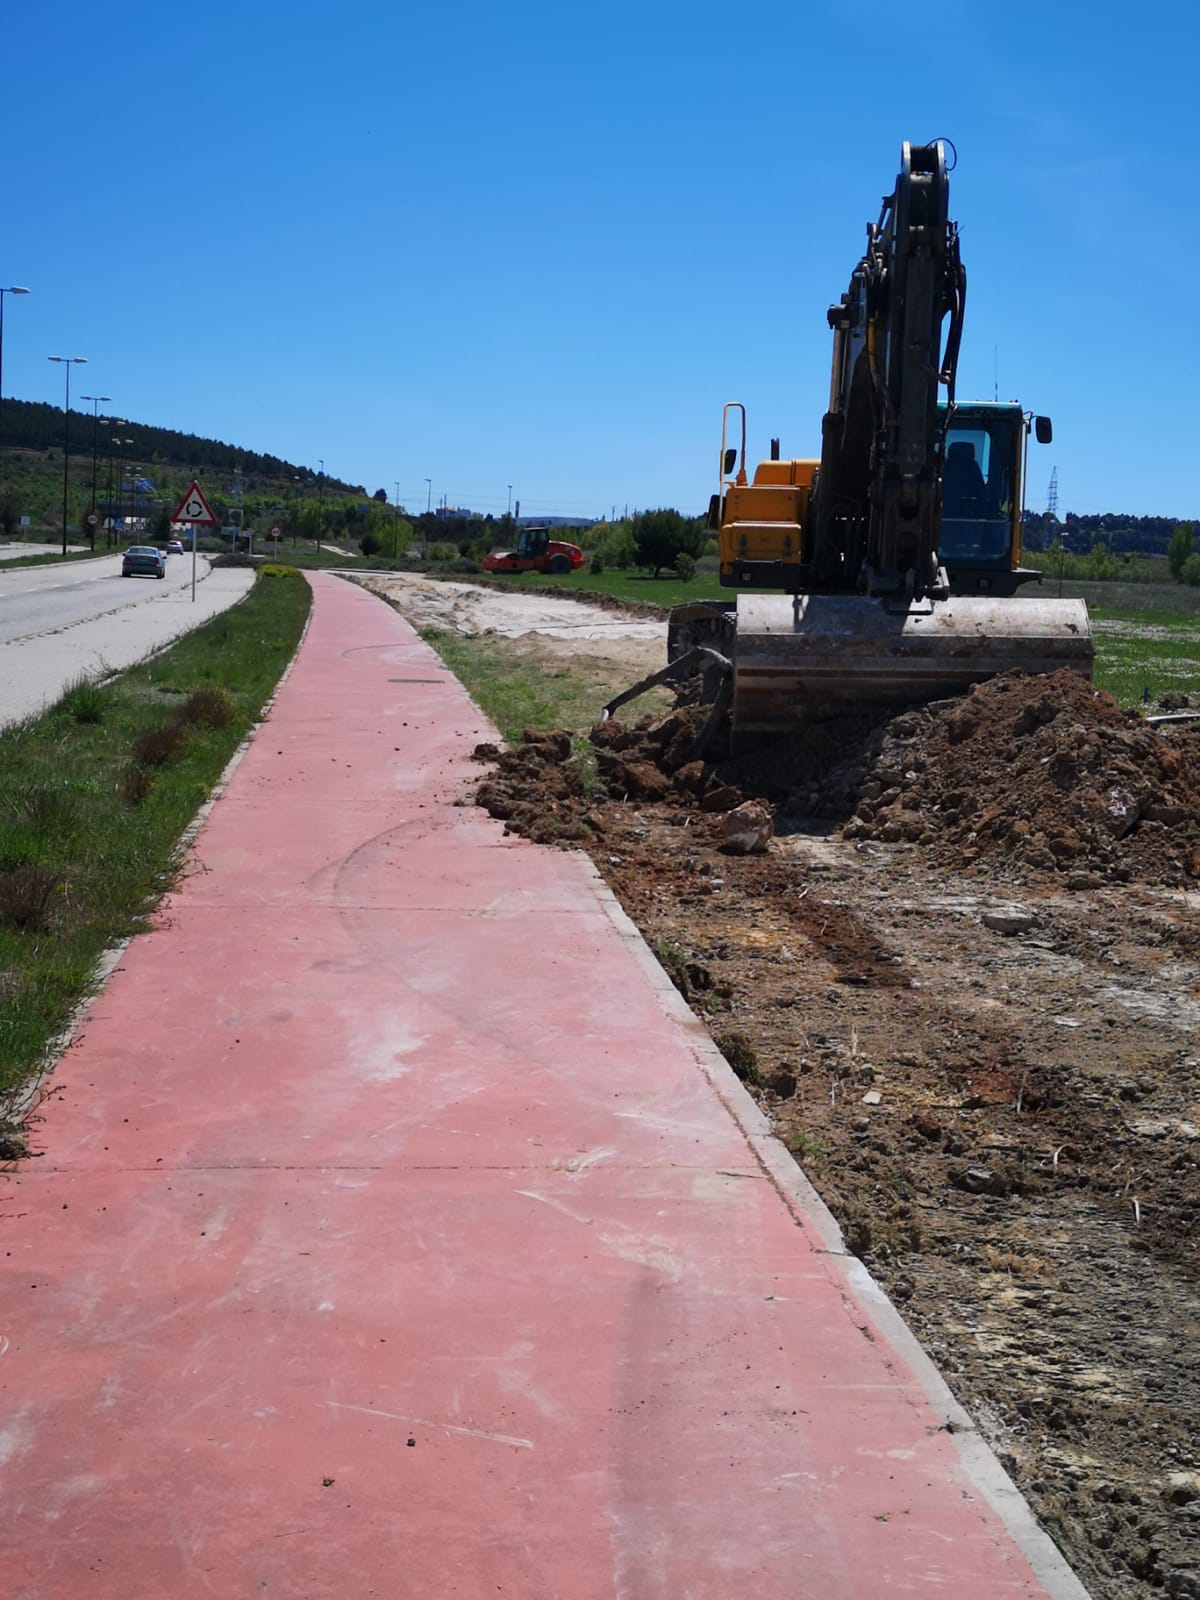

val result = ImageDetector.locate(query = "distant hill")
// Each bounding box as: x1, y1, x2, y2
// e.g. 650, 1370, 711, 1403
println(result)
0, 400, 361, 495
0, 400, 370, 533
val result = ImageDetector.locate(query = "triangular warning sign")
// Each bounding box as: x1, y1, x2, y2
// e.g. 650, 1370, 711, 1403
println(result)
172, 481, 219, 526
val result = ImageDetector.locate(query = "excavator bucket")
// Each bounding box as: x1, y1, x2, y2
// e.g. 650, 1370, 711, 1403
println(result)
727, 593, 1093, 746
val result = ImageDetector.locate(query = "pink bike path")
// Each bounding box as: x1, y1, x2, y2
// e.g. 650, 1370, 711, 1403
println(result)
0, 574, 1088, 1598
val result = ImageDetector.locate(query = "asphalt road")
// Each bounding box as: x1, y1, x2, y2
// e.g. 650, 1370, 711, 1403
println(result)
0, 552, 256, 726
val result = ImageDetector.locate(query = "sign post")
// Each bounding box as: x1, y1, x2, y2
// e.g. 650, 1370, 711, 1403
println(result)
171, 481, 219, 603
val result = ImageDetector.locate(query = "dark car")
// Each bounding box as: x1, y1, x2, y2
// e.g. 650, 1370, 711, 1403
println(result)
122, 545, 166, 579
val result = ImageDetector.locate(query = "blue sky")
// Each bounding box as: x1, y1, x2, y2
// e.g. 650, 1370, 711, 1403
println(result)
4, 0, 1196, 519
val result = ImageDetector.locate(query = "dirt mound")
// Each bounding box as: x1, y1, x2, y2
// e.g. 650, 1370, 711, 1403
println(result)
472, 672, 1200, 887
841, 671, 1200, 886
473, 708, 751, 845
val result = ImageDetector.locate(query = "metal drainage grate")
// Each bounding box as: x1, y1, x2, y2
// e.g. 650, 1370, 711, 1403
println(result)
388, 678, 446, 684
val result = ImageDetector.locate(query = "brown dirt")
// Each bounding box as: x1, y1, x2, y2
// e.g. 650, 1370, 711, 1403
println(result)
473, 664, 1200, 1600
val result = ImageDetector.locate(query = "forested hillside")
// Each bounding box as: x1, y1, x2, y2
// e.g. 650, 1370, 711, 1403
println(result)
1, 401, 361, 494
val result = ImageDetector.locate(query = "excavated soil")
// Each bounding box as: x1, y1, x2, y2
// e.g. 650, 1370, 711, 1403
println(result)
472, 665, 1200, 1600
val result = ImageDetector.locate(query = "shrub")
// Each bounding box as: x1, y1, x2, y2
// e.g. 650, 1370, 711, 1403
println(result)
119, 765, 154, 806
1183, 554, 1200, 588
674, 552, 696, 583
0, 865, 60, 930
590, 552, 605, 575
596, 526, 636, 570
360, 531, 382, 557
1, 781, 82, 839
132, 719, 189, 768
181, 687, 236, 729
58, 675, 107, 725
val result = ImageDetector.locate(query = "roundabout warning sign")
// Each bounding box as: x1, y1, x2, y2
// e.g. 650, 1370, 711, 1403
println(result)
172, 482, 218, 526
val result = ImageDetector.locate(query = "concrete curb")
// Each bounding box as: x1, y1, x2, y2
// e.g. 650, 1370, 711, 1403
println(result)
583, 858, 1092, 1600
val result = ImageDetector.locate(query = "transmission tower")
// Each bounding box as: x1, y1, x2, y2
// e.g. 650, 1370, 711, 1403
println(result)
1047, 466, 1059, 521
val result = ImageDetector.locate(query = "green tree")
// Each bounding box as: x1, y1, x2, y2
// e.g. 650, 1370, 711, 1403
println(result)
1085, 539, 1118, 581
1168, 522, 1195, 582
1182, 553, 1200, 588
631, 508, 704, 577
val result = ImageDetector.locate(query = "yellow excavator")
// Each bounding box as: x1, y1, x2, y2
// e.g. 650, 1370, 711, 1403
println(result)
616, 141, 1093, 749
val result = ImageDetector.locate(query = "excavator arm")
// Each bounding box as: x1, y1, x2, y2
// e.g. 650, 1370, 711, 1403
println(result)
811, 141, 965, 599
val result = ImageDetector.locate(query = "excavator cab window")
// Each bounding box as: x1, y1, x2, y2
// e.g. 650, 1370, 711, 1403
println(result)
940, 418, 1016, 565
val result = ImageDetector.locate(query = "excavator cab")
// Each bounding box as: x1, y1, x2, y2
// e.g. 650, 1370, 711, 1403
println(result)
939, 403, 1052, 595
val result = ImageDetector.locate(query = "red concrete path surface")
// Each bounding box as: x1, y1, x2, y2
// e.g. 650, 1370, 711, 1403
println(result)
1, 575, 1088, 1598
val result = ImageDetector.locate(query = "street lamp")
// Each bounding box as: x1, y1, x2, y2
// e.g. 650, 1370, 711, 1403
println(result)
317, 458, 324, 559
0, 286, 31, 482
424, 477, 432, 559
111, 434, 133, 546
507, 484, 512, 517
48, 355, 87, 555
393, 478, 400, 557
80, 394, 112, 549
105, 428, 121, 547
292, 474, 304, 548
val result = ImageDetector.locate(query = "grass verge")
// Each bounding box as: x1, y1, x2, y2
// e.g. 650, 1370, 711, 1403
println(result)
0, 565, 310, 1104
420, 627, 672, 743
1090, 609, 1200, 706
0, 547, 112, 570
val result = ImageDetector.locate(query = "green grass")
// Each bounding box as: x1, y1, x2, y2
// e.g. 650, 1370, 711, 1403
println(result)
469, 565, 757, 611
420, 628, 628, 741
0, 546, 112, 570
464, 564, 1200, 618
1032, 576, 1200, 616
0, 566, 310, 1101
256, 542, 366, 571
1090, 609, 1200, 706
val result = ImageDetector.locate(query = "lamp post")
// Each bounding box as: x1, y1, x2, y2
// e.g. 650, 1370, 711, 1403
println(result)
48, 355, 87, 555
106, 431, 120, 547
292, 474, 303, 548
80, 394, 112, 550
0, 285, 31, 484
112, 434, 133, 546
507, 484, 512, 517
393, 479, 400, 557
424, 477, 432, 559
317, 459, 324, 559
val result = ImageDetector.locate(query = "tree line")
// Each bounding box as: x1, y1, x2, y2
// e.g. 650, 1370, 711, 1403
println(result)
1023, 511, 1195, 556
0, 400, 361, 495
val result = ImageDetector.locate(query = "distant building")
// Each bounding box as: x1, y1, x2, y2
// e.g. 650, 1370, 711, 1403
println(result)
515, 514, 599, 531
